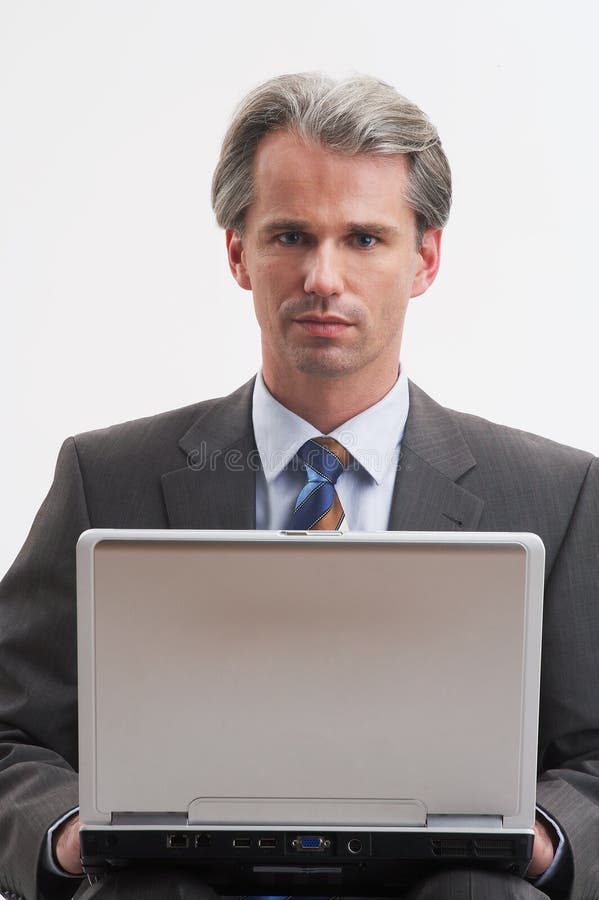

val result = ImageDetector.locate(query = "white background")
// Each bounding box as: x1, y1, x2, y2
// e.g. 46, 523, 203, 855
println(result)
1, 0, 598, 575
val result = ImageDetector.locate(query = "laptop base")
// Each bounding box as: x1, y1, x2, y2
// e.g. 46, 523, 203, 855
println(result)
80, 829, 533, 894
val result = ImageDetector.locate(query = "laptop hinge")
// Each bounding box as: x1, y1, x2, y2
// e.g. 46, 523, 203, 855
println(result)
111, 811, 188, 826
427, 814, 503, 830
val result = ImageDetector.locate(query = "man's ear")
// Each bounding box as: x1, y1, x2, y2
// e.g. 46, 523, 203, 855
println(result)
226, 229, 252, 291
410, 228, 442, 298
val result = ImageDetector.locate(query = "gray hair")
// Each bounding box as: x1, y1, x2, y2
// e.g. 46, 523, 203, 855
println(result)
211, 72, 451, 245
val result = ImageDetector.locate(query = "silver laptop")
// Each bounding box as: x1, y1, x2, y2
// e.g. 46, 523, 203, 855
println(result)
76, 529, 544, 894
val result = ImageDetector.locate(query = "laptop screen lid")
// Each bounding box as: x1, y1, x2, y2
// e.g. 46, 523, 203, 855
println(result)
77, 529, 544, 839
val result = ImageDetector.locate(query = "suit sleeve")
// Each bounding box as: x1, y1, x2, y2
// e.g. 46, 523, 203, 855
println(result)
0, 438, 89, 900
535, 457, 599, 899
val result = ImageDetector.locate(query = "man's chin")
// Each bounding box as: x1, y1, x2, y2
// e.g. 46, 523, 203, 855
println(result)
290, 351, 363, 379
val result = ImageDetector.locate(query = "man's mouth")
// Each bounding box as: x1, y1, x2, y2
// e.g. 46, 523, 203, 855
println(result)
293, 315, 353, 337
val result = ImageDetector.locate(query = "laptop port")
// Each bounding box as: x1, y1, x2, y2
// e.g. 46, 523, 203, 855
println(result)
258, 837, 277, 849
347, 838, 363, 854
291, 836, 331, 851
195, 833, 212, 848
167, 833, 189, 849
233, 837, 251, 848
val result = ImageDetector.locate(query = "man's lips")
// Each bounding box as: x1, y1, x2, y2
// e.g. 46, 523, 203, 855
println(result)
293, 315, 353, 337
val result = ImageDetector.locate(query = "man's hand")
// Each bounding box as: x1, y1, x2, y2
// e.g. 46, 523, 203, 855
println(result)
53, 813, 83, 875
528, 816, 557, 878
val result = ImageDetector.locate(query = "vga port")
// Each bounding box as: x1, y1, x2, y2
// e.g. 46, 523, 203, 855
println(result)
291, 835, 331, 851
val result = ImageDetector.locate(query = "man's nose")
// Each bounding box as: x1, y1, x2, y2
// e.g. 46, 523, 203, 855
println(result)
303, 244, 344, 298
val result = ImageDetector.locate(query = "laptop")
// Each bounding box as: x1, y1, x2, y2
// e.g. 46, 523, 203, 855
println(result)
77, 529, 544, 895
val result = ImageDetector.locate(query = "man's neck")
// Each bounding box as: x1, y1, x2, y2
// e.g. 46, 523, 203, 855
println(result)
261, 366, 400, 433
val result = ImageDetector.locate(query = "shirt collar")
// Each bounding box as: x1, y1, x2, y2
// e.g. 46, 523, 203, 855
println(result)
252, 369, 410, 485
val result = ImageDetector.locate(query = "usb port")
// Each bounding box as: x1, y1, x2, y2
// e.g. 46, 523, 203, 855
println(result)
258, 837, 277, 849
233, 837, 251, 848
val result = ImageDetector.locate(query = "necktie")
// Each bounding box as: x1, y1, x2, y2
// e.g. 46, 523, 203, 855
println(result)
288, 437, 351, 531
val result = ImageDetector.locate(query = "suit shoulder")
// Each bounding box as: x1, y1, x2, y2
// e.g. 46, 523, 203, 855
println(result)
72, 380, 252, 451
444, 405, 598, 571
407, 381, 595, 478
446, 405, 595, 473
72, 398, 216, 451
69, 378, 255, 473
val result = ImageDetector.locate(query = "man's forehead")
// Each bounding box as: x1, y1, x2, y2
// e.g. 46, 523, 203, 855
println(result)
248, 130, 411, 226
252, 129, 409, 181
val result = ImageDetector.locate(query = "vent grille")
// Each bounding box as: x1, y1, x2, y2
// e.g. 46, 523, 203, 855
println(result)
431, 839, 470, 857
431, 837, 516, 859
474, 839, 515, 858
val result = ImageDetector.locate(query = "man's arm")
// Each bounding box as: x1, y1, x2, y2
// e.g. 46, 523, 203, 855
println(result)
0, 438, 90, 900
534, 456, 599, 898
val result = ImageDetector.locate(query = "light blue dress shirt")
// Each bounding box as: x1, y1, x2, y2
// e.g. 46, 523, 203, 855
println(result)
253, 369, 410, 531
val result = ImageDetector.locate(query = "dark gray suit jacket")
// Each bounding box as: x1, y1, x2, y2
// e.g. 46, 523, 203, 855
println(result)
0, 380, 597, 900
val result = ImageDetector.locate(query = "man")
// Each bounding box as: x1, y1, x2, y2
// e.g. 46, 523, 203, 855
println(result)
0, 73, 597, 900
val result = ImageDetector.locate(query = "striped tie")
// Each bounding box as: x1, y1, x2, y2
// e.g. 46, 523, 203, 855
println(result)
288, 437, 351, 531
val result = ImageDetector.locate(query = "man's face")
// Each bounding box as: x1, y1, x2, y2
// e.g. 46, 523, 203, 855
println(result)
227, 131, 440, 390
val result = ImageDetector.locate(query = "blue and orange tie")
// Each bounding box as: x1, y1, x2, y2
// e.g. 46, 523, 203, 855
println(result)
288, 437, 351, 531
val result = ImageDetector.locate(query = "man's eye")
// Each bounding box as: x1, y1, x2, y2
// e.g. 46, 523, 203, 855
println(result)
353, 233, 377, 249
278, 232, 303, 245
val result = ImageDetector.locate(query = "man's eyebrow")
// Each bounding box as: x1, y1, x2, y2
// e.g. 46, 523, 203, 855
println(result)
260, 219, 310, 234
259, 220, 400, 237
346, 222, 400, 238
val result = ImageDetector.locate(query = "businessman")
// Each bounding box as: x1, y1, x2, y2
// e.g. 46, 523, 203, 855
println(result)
0, 73, 597, 900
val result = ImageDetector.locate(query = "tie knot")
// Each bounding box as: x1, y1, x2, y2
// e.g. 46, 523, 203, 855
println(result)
296, 436, 351, 486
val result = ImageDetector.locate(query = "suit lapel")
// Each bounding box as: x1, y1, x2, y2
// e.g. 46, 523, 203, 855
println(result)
388, 382, 484, 531
161, 379, 257, 529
